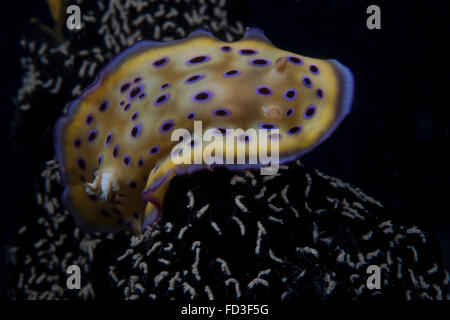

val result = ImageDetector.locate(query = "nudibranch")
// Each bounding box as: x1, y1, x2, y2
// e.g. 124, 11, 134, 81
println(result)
54, 28, 353, 235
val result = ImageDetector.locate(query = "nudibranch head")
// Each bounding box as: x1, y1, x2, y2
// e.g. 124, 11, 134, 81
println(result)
54, 28, 354, 235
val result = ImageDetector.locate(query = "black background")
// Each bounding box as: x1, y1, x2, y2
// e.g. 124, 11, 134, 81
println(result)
1, 0, 449, 295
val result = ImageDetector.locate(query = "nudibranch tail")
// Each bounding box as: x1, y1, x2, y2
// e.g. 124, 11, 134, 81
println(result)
54, 27, 354, 234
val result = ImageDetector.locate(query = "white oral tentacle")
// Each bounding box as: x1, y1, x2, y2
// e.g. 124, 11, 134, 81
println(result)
84, 171, 120, 202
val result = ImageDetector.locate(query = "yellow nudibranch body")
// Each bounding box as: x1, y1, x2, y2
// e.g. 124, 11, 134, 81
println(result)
54, 28, 354, 235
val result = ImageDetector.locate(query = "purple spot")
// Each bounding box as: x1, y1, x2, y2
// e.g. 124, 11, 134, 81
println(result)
100, 210, 110, 217
123, 155, 131, 166
316, 88, 323, 98
270, 132, 281, 140
120, 101, 125, 106
120, 82, 131, 93
256, 86, 272, 96
309, 64, 320, 74
129, 181, 137, 189
186, 55, 210, 65
77, 158, 86, 170
131, 124, 142, 138
259, 123, 277, 130
131, 112, 138, 121
106, 132, 113, 146
134, 77, 142, 83
149, 145, 160, 154
223, 69, 241, 77
192, 90, 213, 102
138, 158, 145, 167
186, 112, 196, 120
153, 57, 169, 67
128, 84, 144, 100
302, 76, 313, 88
239, 49, 257, 55
185, 74, 205, 84
304, 105, 317, 119
123, 103, 131, 112
213, 107, 231, 116
87, 129, 97, 142
74, 138, 82, 148
238, 134, 250, 143
221, 45, 232, 52
286, 108, 294, 118
288, 56, 303, 65
250, 58, 271, 66
288, 126, 302, 135
99, 100, 109, 112
159, 120, 175, 133
160, 82, 170, 90
86, 114, 94, 125
214, 127, 229, 136
189, 140, 197, 148
139, 93, 146, 100
154, 93, 170, 106
98, 155, 103, 166
113, 144, 119, 158
284, 89, 298, 101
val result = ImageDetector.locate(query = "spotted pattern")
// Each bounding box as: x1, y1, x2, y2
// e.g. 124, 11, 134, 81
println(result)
154, 93, 170, 106
288, 126, 302, 135
87, 130, 97, 142
239, 49, 257, 55
250, 58, 271, 66
120, 82, 131, 93
185, 74, 205, 84
288, 56, 303, 65
193, 90, 213, 102
309, 64, 320, 74
149, 146, 160, 154
152, 57, 169, 67
99, 100, 109, 112
130, 124, 142, 138
302, 76, 313, 88
123, 155, 131, 166
304, 105, 317, 119
186, 55, 210, 65
213, 107, 231, 116
284, 89, 297, 101
160, 82, 170, 90
259, 123, 277, 130
105, 132, 113, 146
256, 86, 272, 96
223, 69, 240, 77
86, 114, 94, 125
159, 120, 175, 133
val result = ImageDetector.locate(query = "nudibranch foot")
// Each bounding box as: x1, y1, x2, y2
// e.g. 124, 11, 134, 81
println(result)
54, 27, 354, 234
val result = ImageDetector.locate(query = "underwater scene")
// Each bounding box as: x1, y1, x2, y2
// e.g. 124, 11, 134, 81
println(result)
0, 0, 449, 307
